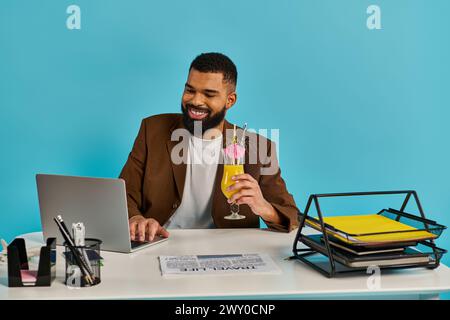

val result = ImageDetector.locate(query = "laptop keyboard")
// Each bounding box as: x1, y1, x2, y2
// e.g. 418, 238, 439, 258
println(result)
131, 240, 149, 249
131, 236, 164, 249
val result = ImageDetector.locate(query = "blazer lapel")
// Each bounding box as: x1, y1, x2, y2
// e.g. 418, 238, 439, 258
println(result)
166, 118, 188, 200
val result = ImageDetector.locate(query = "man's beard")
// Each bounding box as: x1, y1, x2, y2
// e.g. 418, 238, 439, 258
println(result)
181, 103, 226, 136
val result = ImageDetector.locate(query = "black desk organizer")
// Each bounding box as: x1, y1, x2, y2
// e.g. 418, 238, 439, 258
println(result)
292, 190, 447, 278
7, 237, 56, 287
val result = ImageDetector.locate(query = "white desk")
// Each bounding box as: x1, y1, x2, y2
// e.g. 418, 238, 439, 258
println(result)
1, 228, 450, 300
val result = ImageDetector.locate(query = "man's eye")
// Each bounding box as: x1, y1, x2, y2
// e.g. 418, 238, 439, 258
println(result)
185, 89, 194, 94
205, 94, 215, 98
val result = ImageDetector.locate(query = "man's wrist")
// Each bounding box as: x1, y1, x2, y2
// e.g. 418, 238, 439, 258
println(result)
259, 201, 282, 225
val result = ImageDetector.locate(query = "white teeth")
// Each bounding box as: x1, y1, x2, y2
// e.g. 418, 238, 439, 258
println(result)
191, 109, 207, 115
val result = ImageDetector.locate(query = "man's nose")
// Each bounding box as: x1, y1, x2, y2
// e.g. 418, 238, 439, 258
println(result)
190, 92, 205, 107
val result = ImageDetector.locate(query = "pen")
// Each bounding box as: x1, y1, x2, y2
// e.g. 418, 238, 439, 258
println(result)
57, 215, 72, 240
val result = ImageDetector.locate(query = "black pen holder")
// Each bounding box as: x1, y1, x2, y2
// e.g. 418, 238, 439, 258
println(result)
64, 238, 102, 287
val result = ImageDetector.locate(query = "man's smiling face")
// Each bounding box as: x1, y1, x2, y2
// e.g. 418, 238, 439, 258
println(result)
181, 68, 236, 135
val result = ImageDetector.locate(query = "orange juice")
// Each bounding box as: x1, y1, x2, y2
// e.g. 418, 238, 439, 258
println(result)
221, 164, 244, 199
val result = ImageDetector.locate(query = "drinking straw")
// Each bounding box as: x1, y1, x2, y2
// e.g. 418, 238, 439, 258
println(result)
233, 124, 237, 165
240, 123, 247, 146
237, 123, 247, 166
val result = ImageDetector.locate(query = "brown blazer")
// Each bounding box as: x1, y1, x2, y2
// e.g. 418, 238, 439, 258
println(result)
119, 114, 300, 232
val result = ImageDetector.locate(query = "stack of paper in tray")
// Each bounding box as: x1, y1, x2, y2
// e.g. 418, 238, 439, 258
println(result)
303, 213, 439, 268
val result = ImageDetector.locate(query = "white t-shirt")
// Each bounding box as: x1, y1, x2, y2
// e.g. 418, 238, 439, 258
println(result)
163, 133, 222, 229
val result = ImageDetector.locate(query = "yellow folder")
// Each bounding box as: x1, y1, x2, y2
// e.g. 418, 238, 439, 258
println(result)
305, 214, 437, 245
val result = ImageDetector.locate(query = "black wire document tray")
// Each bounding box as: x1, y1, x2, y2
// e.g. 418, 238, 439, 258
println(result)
291, 190, 447, 278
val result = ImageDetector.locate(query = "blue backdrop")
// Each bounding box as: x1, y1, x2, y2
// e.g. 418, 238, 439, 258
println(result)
1, 0, 449, 294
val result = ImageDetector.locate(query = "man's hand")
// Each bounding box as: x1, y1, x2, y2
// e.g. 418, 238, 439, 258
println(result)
226, 173, 281, 224
129, 215, 170, 242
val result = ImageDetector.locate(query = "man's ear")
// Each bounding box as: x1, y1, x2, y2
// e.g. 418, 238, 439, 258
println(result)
225, 91, 237, 110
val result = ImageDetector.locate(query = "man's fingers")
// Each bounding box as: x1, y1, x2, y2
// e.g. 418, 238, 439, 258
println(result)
229, 189, 254, 203
138, 221, 147, 241
232, 173, 256, 183
158, 226, 170, 238
129, 222, 137, 241
227, 180, 253, 192
147, 222, 160, 241
236, 196, 255, 206
130, 218, 168, 242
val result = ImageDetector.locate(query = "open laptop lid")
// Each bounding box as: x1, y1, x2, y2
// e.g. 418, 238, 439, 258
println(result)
36, 174, 133, 253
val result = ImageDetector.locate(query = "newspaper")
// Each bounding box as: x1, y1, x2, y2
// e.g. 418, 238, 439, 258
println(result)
159, 253, 281, 276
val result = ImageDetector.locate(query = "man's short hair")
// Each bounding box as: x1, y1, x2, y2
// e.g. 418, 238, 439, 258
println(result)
189, 52, 237, 87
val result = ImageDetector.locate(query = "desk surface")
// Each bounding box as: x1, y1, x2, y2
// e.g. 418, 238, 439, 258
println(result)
1, 228, 450, 299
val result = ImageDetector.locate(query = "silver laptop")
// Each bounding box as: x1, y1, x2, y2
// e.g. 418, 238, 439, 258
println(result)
36, 174, 168, 253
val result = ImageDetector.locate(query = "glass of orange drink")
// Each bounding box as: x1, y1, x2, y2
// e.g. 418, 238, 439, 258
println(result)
221, 141, 246, 220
